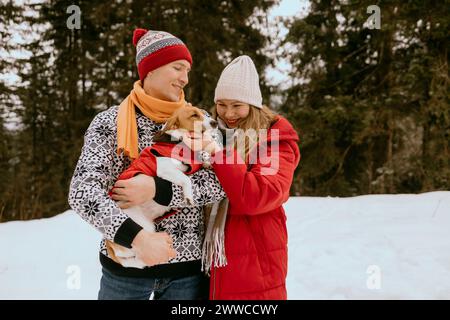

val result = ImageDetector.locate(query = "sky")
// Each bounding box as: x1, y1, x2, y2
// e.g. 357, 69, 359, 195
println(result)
265, 0, 311, 86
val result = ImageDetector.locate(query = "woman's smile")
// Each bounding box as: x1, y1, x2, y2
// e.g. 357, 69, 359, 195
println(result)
225, 118, 239, 127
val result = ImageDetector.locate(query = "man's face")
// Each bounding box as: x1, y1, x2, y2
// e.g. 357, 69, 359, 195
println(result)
143, 60, 191, 102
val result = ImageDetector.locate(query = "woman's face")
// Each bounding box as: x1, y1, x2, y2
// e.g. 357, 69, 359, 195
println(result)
216, 99, 250, 128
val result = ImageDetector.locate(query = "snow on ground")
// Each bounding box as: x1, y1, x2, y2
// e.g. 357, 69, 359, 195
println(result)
285, 192, 450, 300
1, 191, 449, 299
0, 212, 102, 299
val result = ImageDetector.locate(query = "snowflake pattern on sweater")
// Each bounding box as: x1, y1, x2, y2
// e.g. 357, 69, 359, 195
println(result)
68, 106, 226, 264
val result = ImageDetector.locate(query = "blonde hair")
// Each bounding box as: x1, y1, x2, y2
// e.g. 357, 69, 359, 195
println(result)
211, 104, 277, 161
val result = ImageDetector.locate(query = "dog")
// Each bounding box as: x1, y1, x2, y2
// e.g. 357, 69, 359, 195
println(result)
106, 105, 219, 269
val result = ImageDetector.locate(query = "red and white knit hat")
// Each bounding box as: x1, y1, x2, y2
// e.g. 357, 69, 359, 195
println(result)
133, 28, 193, 81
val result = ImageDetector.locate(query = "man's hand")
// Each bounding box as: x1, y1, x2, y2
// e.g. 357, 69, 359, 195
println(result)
131, 230, 177, 267
112, 174, 155, 209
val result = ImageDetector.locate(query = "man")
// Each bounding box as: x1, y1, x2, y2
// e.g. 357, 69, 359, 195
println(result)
68, 28, 226, 300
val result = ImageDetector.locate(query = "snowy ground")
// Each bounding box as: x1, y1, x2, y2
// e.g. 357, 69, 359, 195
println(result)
1, 192, 449, 300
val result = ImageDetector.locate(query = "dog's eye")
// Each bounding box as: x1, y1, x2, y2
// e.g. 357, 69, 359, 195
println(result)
190, 114, 200, 118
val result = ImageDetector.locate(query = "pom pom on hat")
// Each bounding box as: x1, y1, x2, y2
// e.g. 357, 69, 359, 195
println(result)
133, 28, 148, 46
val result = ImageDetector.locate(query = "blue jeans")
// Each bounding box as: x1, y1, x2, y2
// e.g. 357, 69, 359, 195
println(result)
98, 267, 209, 300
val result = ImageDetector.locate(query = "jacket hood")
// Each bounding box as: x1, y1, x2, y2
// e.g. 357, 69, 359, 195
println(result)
267, 116, 299, 143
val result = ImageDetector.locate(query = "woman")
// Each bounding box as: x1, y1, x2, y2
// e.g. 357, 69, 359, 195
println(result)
202, 55, 300, 300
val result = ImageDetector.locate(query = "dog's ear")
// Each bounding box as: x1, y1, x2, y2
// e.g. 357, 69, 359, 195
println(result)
153, 116, 181, 143
164, 116, 179, 130
152, 131, 176, 143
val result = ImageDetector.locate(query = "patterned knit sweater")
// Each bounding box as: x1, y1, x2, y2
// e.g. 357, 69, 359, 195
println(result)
68, 106, 226, 277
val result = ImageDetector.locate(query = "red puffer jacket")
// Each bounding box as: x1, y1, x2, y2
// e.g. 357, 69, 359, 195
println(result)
209, 116, 300, 300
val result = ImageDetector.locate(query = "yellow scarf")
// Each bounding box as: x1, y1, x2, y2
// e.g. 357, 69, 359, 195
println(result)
117, 80, 186, 159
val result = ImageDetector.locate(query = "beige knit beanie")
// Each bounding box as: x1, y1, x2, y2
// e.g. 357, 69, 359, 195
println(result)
214, 55, 263, 108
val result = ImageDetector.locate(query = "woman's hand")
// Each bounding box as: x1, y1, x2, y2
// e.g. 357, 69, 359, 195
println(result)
202, 130, 222, 154
112, 174, 155, 209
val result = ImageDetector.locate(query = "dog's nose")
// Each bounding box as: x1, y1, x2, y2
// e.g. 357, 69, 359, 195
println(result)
210, 120, 218, 128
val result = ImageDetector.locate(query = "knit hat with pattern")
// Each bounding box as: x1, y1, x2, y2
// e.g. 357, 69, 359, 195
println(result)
133, 28, 192, 81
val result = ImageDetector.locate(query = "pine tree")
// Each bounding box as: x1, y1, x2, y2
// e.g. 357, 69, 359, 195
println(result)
3, 0, 279, 220
282, 0, 449, 196
0, 1, 23, 219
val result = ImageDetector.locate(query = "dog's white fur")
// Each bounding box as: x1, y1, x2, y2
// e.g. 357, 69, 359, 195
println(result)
106, 106, 218, 268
